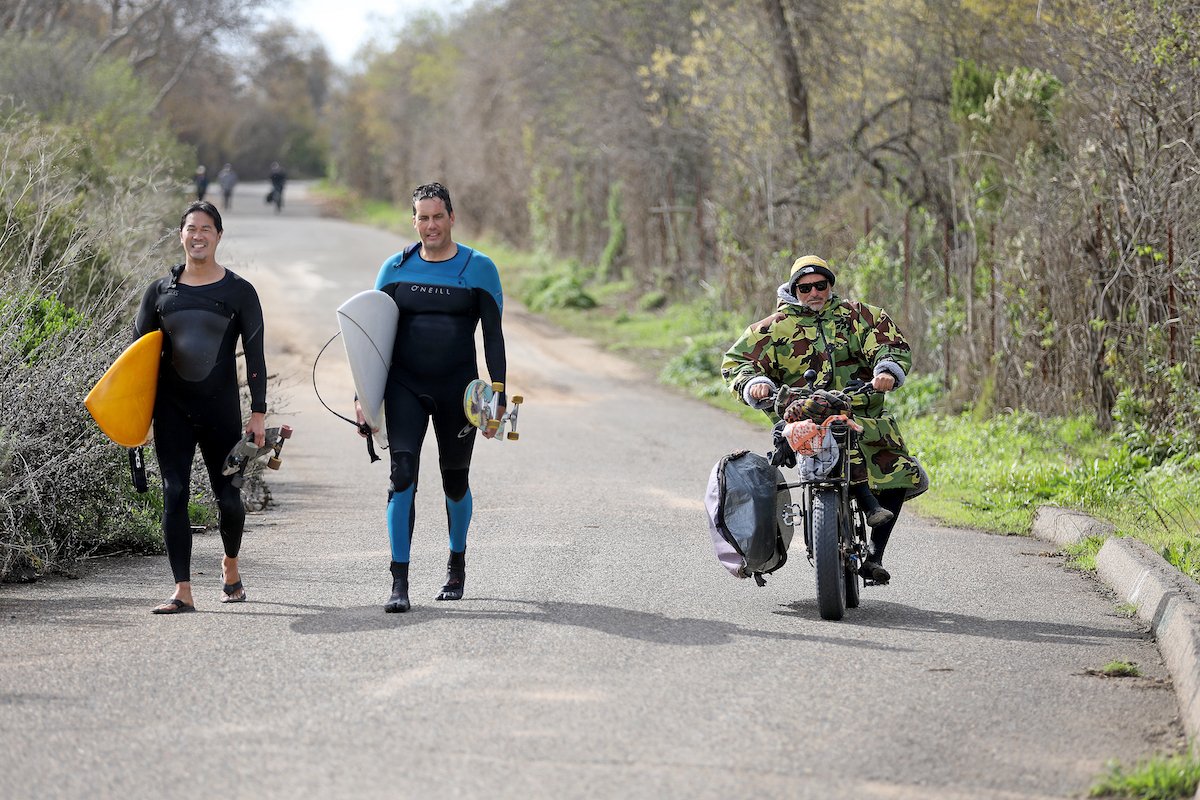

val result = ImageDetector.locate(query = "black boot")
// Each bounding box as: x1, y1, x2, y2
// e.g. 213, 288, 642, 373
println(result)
436, 550, 465, 601
852, 483, 893, 528
385, 561, 410, 613
859, 488, 903, 584
858, 550, 891, 584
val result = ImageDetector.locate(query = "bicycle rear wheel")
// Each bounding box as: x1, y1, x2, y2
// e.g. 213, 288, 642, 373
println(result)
811, 488, 845, 620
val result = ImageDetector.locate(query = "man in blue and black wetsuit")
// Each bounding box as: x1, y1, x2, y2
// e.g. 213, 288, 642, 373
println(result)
356, 183, 507, 613
136, 201, 268, 614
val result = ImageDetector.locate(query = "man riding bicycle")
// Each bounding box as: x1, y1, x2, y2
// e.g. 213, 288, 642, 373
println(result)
722, 255, 926, 584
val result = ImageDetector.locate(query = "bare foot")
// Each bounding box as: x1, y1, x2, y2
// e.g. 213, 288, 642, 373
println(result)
221, 555, 241, 586
221, 556, 246, 602
152, 582, 195, 614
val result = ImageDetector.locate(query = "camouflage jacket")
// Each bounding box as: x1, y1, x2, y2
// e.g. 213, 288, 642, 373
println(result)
722, 287, 922, 492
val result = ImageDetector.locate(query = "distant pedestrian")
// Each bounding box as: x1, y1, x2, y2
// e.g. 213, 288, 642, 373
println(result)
267, 162, 286, 213
217, 163, 238, 210
193, 165, 208, 202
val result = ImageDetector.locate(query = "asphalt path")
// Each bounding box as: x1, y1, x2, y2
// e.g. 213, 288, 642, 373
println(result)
0, 183, 1184, 799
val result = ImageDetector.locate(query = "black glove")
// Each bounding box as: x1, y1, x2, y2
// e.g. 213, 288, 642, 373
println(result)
770, 422, 797, 468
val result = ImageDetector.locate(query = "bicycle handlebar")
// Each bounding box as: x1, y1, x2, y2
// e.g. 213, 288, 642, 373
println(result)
769, 379, 877, 420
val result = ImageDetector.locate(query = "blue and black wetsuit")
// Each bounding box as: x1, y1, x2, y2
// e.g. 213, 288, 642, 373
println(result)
375, 244, 505, 564
135, 265, 267, 583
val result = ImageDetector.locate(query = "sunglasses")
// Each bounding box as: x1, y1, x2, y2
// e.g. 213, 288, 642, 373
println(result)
794, 280, 829, 294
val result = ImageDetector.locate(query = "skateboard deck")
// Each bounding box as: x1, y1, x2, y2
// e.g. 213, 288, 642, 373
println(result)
222, 425, 293, 487
462, 380, 522, 440
85, 330, 162, 447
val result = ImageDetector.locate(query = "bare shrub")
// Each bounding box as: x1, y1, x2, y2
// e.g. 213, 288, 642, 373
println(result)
0, 108, 182, 579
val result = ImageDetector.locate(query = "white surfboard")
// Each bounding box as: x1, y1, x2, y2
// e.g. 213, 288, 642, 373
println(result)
336, 290, 398, 449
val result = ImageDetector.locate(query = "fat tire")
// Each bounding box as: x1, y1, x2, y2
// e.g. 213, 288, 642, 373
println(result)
844, 561, 860, 608
812, 488, 845, 620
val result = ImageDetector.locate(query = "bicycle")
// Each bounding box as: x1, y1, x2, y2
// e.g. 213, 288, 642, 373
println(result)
767, 374, 879, 621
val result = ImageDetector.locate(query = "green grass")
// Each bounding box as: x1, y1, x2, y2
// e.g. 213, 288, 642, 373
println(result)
1097, 661, 1142, 678
1089, 753, 1200, 799
1115, 602, 1139, 618
1065, 536, 1106, 572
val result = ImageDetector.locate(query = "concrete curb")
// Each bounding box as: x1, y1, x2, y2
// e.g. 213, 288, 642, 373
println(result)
1030, 506, 1200, 763
1031, 505, 1115, 548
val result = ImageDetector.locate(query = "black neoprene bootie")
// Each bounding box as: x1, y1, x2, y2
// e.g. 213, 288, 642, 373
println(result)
385, 561, 410, 613
436, 550, 465, 601
852, 483, 894, 528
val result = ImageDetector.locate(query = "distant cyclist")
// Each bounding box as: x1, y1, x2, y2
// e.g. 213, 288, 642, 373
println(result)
723, 255, 926, 584
356, 182, 507, 612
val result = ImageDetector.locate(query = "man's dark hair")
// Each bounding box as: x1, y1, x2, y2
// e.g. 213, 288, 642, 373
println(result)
179, 200, 223, 233
412, 182, 452, 215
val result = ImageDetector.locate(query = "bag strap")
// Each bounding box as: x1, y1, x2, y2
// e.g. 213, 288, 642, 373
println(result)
394, 242, 420, 271
158, 263, 232, 317
456, 247, 474, 279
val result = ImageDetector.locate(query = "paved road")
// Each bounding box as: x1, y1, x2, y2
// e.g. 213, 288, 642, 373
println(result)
0, 184, 1184, 799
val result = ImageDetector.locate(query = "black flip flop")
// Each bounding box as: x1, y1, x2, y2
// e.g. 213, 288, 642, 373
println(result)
221, 580, 246, 603
151, 598, 196, 615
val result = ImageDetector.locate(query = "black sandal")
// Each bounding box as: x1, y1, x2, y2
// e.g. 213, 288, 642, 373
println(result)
151, 598, 196, 615
221, 580, 246, 603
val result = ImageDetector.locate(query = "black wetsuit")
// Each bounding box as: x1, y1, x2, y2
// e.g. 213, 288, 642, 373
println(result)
135, 265, 267, 583
373, 243, 505, 562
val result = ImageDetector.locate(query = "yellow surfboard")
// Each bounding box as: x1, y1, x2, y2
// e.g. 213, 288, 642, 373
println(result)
85, 330, 162, 447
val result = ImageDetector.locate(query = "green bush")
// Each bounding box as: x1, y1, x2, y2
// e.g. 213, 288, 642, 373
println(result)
0, 293, 84, 361
661, 331, 734, 398
521, 268, 597, 312
637, 290, 667, 311
597, 181, 625, 282
888, 373, 943, 419
1111, 362, 1200, 465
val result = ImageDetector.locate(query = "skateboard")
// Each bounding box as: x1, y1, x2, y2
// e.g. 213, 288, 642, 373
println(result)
222, 425, 293, 487
462, 380, 522, 440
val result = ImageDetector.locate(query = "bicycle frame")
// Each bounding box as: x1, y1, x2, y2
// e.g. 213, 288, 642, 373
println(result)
780, 422, 868, 563
774, 384, 874, 619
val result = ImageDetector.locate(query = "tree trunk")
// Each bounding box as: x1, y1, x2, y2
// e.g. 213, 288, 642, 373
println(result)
761, 0, 810, 161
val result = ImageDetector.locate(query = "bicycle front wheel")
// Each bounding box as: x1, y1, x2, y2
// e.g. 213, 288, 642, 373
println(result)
811, 488, 845, 620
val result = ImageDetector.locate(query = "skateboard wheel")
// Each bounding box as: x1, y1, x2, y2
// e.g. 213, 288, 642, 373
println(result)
486, 420, 500, 432
507, 432, 519, 441
267, 457, 282, 470
491, 381, 504, 392
511, 395, 524, 404
280, 425, 293, 439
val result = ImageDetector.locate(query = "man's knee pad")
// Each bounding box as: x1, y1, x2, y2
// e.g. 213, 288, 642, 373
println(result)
442, 468, 470, 502
389, 451, 418, 494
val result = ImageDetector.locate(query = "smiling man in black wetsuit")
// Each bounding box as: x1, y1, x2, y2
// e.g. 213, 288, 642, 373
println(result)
135, 201, 268, 614
355, 182, 506, 613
